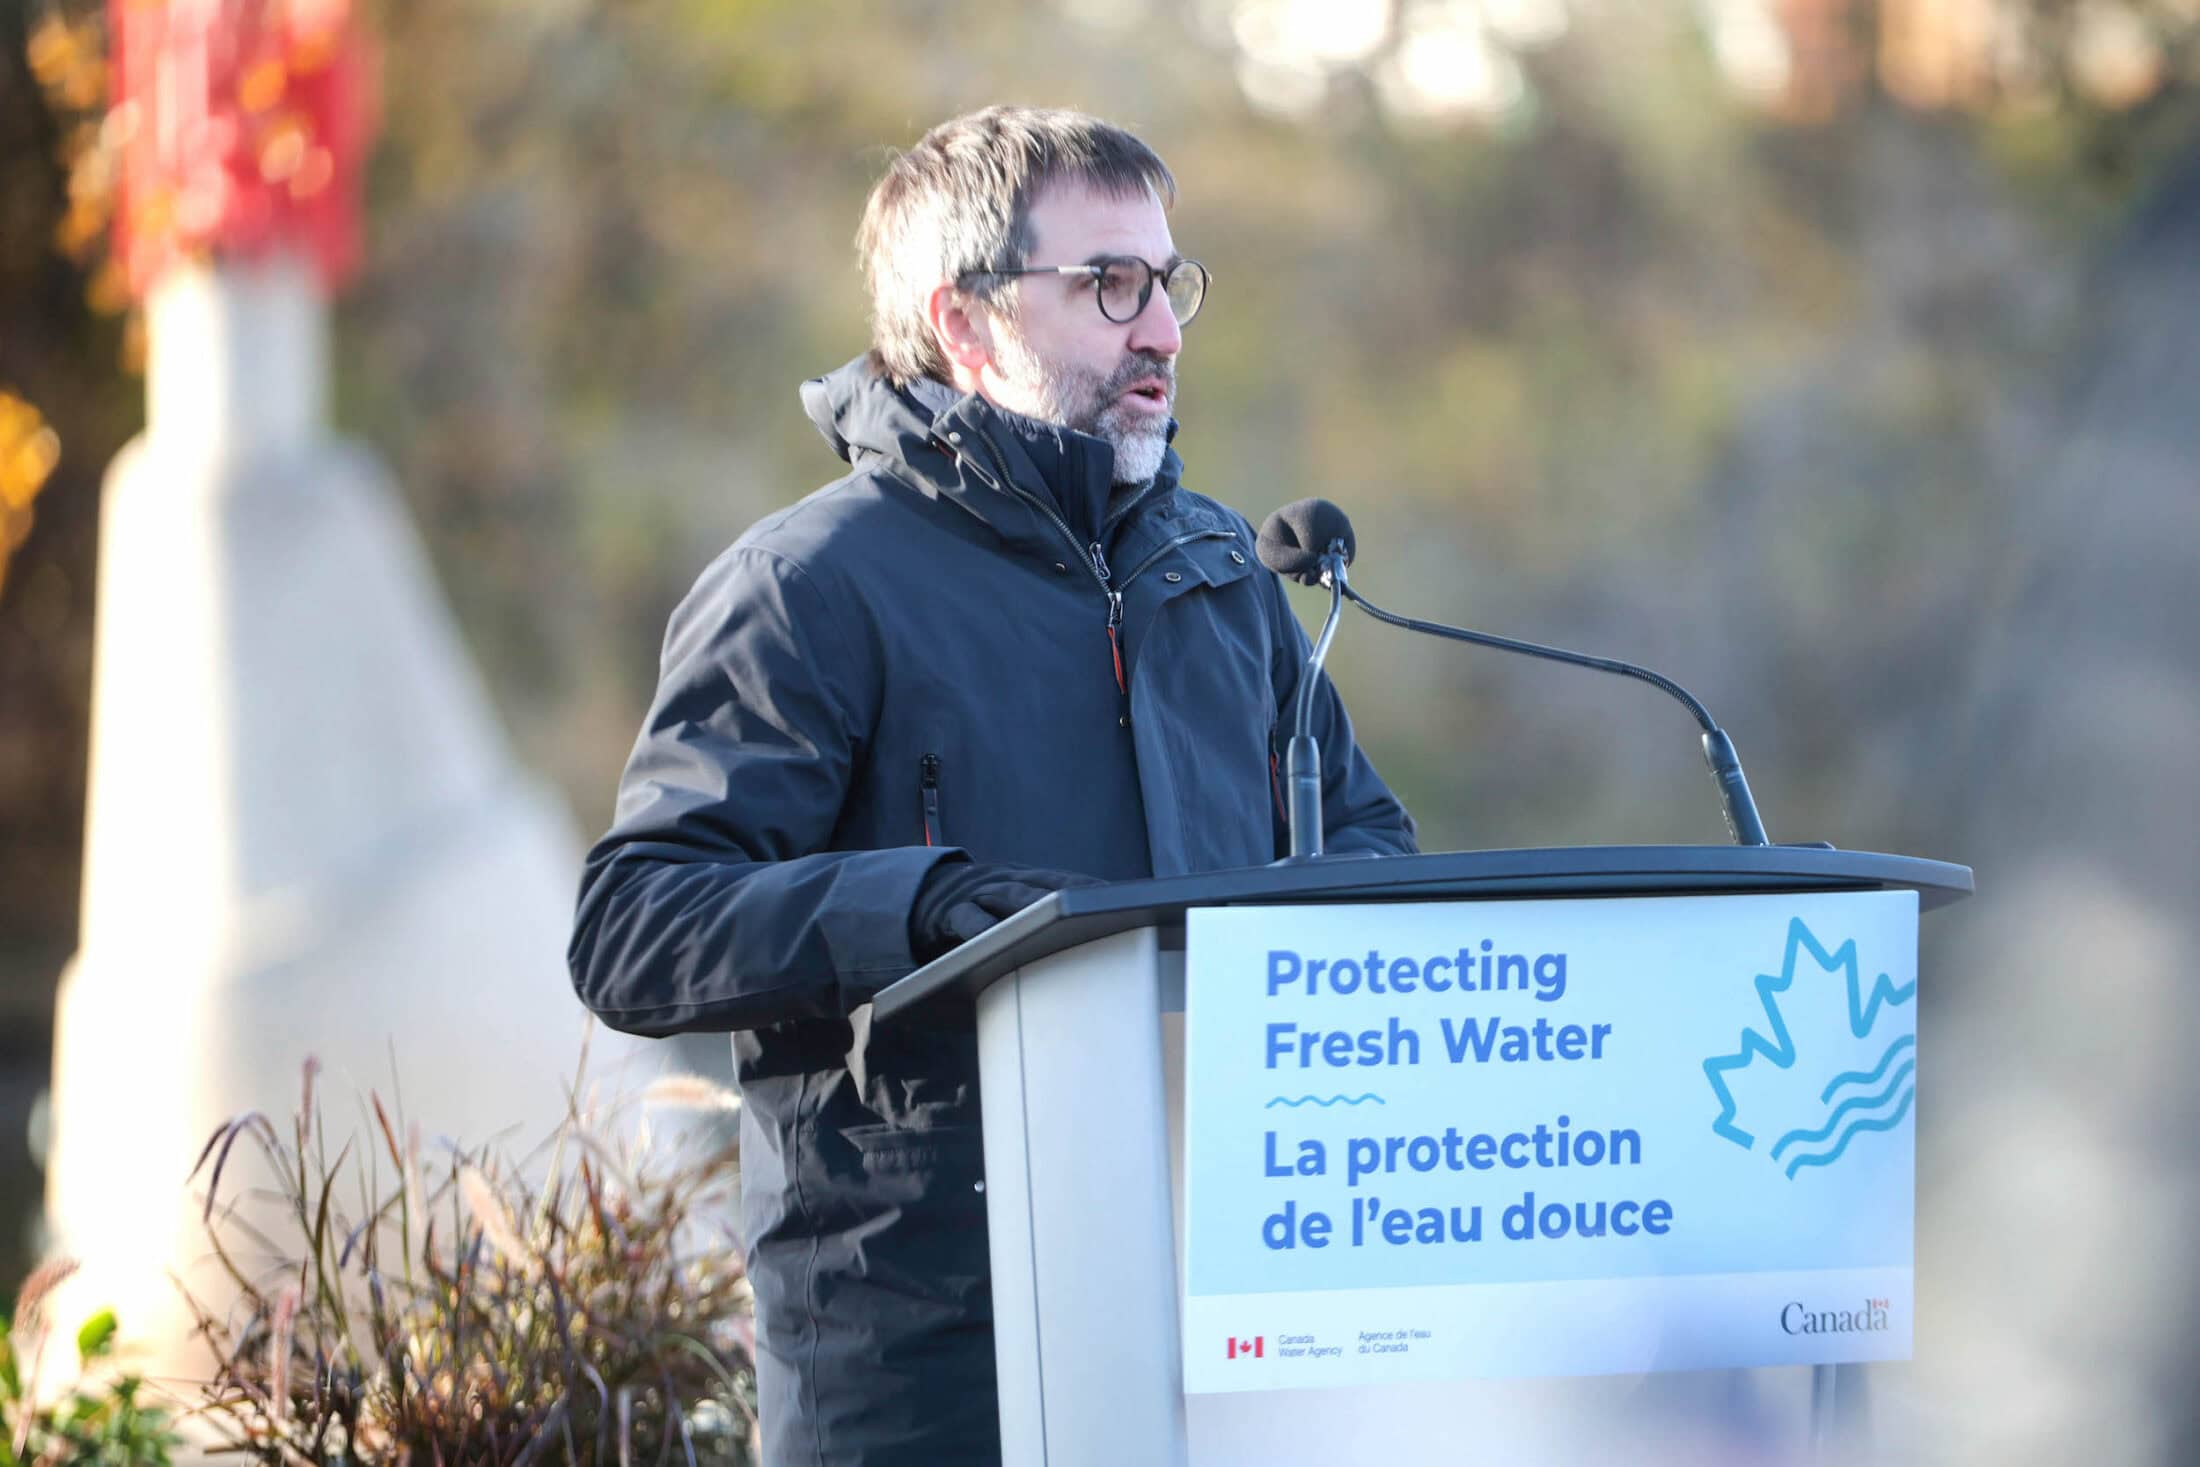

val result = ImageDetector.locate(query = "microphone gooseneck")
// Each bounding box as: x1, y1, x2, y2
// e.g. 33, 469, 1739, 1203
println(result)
1337, 581, 1772, 847
1284, 554, 1347, 859
1260, 499, 1357, 859
1259, 495, 1775, 849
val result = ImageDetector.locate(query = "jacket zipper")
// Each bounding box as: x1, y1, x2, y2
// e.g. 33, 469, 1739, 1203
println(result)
957, 433, 1131, 713
919, 753, 944, 846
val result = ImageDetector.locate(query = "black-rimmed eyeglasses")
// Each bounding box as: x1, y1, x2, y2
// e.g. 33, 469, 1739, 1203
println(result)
965, 256, 1210, 326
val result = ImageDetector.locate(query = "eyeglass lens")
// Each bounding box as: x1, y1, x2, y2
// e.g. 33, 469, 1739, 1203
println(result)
1098, 259, 1206, 326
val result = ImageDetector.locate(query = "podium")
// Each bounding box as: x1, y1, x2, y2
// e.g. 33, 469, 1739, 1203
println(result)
874, 846, 1972, 1467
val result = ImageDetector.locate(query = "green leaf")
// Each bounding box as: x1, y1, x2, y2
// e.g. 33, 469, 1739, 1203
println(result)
75, 1308, 118, 1360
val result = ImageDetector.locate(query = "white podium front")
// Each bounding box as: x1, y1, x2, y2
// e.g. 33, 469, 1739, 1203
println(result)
874, 847, 1972, 1466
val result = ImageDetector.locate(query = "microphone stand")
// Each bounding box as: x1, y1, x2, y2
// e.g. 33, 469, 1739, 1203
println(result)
1338, 582, 1772, 848
1283, 542, 1349, 860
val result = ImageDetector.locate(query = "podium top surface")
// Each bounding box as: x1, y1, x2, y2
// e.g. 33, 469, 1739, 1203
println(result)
871, 844, 1971, 1021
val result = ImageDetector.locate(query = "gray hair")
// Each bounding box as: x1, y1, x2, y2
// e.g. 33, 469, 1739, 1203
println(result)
857, 106, 1177, 386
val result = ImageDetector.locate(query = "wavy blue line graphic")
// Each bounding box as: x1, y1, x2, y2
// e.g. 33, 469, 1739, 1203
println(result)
1784, 1086, 1914, 1179
1265, 1094, 1387, 1109
1770, 1060, 1916, 1160
1819, 1034, 1917, 1104
1704, 916, 1916, 1150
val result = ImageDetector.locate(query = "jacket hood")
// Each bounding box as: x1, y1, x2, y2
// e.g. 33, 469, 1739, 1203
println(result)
799, 353, 1180, 551
800, 353, 941, 471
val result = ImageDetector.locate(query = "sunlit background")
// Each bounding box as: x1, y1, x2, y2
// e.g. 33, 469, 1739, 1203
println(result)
5, 0, 2199, 1461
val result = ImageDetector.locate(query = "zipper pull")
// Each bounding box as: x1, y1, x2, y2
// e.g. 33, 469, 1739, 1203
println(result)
1106, 597, 1129, 710
1092, 541, 1129, 698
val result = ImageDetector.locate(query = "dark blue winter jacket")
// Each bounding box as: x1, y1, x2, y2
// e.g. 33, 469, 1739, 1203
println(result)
568, 355, 1415, 1465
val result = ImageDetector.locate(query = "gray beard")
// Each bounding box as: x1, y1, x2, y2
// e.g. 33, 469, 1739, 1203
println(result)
995, 333, 1173, 486
1100, 414, 1169, 485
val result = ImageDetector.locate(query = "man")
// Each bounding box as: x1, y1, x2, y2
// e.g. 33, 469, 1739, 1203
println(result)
568, 107, 1415, 1466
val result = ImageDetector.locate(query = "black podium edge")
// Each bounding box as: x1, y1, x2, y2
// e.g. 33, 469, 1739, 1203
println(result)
871, 845, 1973, 1022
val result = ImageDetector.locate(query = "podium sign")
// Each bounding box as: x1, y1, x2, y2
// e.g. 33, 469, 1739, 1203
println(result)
1181, 890, 1918, 1394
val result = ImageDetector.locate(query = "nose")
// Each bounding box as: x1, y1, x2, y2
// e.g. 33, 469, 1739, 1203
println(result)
1127, 283, 1182, 358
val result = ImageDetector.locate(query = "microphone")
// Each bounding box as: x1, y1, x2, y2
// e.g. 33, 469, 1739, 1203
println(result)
1255, 498, 1773, 848
1256, 499, 1357, 586
1257, 499, 1356, 858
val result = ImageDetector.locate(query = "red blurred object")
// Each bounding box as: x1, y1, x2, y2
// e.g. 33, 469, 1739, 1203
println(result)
109, 0, 379, 299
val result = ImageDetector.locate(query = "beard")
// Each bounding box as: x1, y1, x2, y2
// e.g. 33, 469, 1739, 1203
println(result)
992, 331, 1175, 486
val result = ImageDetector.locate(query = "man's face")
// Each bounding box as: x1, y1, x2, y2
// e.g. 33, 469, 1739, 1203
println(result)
979, 180, 1185, 486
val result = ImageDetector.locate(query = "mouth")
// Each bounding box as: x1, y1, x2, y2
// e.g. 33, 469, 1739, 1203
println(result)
1118, 378, 1172, 412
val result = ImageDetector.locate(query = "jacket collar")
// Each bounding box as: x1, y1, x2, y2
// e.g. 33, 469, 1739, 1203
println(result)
801, 354, 1181, 554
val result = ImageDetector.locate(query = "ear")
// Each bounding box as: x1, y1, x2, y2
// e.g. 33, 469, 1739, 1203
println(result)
926, 282, 997, 376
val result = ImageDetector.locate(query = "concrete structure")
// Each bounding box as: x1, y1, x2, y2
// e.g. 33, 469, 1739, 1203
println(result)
43, 252, 655, 1377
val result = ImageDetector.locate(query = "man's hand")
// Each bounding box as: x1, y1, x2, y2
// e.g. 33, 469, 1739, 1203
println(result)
908, 860, 1101, 962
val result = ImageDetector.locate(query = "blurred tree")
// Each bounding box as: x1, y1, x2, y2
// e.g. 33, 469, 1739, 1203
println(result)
0, 1, 130, 1017
0, 390, 61, 598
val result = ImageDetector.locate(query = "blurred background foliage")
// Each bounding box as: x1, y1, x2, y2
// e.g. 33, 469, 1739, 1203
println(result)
5, 0, 2200, 1460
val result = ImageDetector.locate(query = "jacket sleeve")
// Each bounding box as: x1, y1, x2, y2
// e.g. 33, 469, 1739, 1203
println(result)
1262, 563, 1421, 858
567, 543, 963, 1036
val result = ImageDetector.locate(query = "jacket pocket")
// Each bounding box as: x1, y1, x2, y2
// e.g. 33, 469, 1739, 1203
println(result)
813, 1119, 987, 1222
919, 752, 944, 847
842, 1119, 983, 1171
830, 1122, 991, 1313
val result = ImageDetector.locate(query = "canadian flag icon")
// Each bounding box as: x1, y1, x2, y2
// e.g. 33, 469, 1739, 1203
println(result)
1227, 1336, 1264, 1360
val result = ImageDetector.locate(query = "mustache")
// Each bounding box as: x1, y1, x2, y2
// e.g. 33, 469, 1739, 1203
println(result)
1101, 352, 1176, 397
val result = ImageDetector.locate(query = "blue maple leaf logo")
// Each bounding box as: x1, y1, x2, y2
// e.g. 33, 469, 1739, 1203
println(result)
1703, 917, 1916, 1179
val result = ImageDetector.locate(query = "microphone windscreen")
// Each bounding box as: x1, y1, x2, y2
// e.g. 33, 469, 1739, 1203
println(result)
1256, 498, 1357, 586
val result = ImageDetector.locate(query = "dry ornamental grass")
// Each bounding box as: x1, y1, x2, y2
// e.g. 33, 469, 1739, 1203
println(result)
181, 1047, 756, 1465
